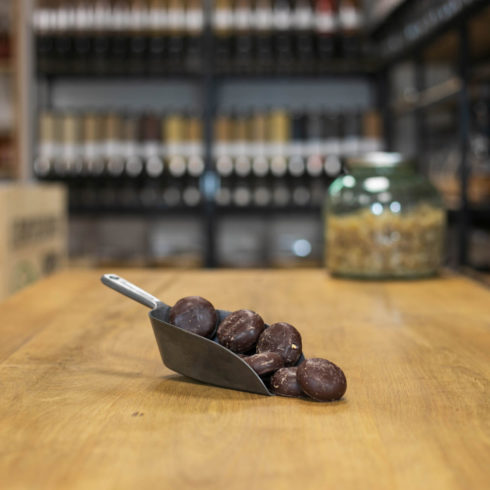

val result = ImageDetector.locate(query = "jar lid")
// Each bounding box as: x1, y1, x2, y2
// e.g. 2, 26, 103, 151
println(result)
347, 152, 405, 168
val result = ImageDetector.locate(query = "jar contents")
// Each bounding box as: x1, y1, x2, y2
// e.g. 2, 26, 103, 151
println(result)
326, 203, 445, 278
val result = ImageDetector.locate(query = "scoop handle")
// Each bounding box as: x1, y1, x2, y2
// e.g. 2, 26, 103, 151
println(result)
101, 273, 162, 309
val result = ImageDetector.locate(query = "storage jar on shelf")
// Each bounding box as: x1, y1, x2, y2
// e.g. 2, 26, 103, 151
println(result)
325, 152, 445, 279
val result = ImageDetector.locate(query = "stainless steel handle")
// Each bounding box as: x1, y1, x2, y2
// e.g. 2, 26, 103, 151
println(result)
101, 273, 162, 309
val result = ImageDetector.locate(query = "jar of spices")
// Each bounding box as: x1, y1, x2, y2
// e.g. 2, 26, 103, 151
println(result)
325, 152, 445, 279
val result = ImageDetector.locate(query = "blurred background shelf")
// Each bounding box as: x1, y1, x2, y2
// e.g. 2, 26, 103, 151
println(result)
0, 0, 485, 274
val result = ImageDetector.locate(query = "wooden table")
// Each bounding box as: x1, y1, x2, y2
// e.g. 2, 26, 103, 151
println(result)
1, 269, 489, 490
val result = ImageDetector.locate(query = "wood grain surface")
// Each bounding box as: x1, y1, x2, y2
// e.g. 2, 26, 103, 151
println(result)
0, 269, 489, 490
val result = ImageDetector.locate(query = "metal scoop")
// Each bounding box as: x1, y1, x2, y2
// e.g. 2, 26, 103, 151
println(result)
101, 273, 272, 396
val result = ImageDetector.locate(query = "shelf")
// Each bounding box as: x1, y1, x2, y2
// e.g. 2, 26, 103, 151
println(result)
68, 204, 204, 216
36, 59, 377, 80
214, 60, 379, 80
216, 205, 322, 215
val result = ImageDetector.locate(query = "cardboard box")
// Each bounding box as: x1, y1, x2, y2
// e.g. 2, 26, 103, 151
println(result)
0, 183, 67, 300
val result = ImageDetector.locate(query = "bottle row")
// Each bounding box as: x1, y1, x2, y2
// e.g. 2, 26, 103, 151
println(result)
68, 178, 328, 210
34, 0, 363, 37
36, 34, 367, 76
36, 153, 346, 179
34, 108, 383, 178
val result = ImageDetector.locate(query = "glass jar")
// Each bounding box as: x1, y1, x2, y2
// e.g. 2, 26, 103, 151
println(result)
325, 152, 445, 279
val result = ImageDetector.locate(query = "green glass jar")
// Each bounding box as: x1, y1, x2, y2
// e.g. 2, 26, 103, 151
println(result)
325, 152, 445, 279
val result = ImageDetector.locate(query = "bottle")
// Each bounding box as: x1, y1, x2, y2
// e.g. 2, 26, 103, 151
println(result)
34, 0, 55, 72
305, 109, 324, 176
187, 113, 204, 177
163, 181, 182, 207
273, 0, 293, 73
182, 183, 201, 207
186, 0, 204, 73
34, 110, 59, 177
253, 180, 272, 206
324, 111, 342, 176
83, 111, 105, 175
128, 1, 149, 73
165, 111, 186, 177
292, 185, 311, 206
269, 108, 290, 177
53, 0, 74, 67
110, 0, 130, 73
140, 181, 160, 207
167, 0, 186, 72
233, 110, 252, 177
124, 113, 145, 177
214, 0, 233, 73
314, 0, 336, 62
254, 0, 274, 73
93, 0, 111, 70
59, 112, 83, 175
73, 1, 94, 72
251, 108, 269, 177
215, 112, 234, 177
139, 113, 162, 177
148, 0, 167, 74
293, 0, 314, 73
182, 113, 203, 209
232, 181, 252, 207
272, 178, 290, 206
233, 0, 253, 74
338, 0, 361, 58
289, 110, 307, 177
105, 112, 125, 176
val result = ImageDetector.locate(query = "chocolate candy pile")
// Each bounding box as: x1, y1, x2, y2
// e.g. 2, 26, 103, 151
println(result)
169, 296, 347, 402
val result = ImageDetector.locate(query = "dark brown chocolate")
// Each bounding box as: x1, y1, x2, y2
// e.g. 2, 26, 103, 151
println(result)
270, 367, 303, 398
217, 309, 265, 353
297, 358, 347, 402
256, 322, 302, 366
169, 296, 217, 338
243, 352, 284, 377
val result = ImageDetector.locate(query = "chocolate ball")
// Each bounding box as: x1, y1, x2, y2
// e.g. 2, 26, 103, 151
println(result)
297, 358, 346, 402
256, 322, 302, 366
217, 309, 265, 353
270, 367, 303, 398
243, 352, 284, 377
169, 296, 217, 338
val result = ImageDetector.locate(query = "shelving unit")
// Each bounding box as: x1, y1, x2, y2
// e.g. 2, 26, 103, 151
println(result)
28, 0, 490, 272
31, 0, 380, 269
373, 0, 490, 271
